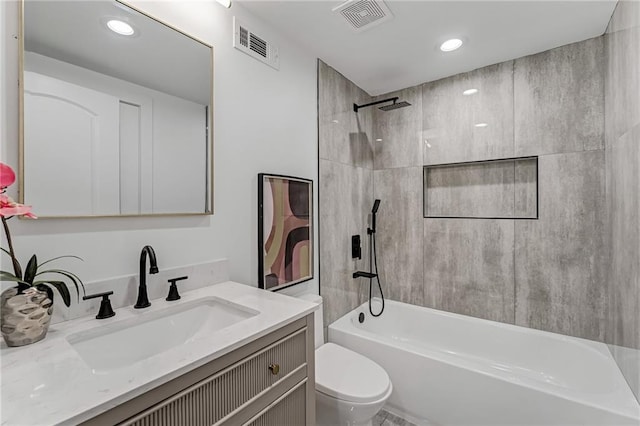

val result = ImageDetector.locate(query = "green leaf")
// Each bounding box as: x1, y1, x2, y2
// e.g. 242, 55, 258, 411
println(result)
40, 281, 71, 307
1, 270, 18, 279
38, 255, 83, 269
36, 269, 85, 302
0, 270, 29, 286
34, 283, 54, 303
36, 268, 82, 282
23, 254, 38, 285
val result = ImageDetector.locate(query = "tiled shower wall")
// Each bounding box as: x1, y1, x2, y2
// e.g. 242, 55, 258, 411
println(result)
318, 61, 373, 327
605, 0, 640, 399
319, 36, 609, 341
371, 37, 607, 341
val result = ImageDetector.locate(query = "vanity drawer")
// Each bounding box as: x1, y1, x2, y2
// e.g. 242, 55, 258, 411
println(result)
121, 327, 307, 426
244, 379, 307, 426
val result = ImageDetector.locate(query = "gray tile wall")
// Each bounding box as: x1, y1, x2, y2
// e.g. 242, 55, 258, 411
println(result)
373, 87, 423, 170
425, 162, 517, 218
423, 219, 515, 323
512, 39, 607, 341
422, 61, 514, 165
370, 37, 608, 342
372, 167, 424, 305
320, 37, 613, 344
318, 60, 373, 327
424, 158, 537, 219
514, 158, 538, 218
515, 151, 607, 341
319, 60, 374, 169
605, 0, 640, 400
514, 38, 604, 156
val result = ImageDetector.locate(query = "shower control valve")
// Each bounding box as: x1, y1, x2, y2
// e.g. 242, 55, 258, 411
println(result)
351, 235, 362, 260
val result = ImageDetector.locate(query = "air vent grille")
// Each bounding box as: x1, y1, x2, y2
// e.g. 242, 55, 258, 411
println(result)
239, 26, 248, 48
332, 0, 393, 33
249, 33, 267, 58
233, 17, 279, 70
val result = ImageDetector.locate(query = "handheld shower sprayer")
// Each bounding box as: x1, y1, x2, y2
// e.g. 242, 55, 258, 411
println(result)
370, 199, 381, 234
353, 199, 385, 317
372, 199, 380, 214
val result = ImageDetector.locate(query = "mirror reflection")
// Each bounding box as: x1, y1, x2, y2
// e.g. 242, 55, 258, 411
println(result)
21, 1, 213, 217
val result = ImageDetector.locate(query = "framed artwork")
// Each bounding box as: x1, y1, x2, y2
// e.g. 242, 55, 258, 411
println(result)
258, 173, 313, 291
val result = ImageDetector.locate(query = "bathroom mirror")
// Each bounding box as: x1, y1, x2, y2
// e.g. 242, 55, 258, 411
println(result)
19, 0, 213, 217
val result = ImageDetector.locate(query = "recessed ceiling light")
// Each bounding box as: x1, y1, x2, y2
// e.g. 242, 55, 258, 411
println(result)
474, 123, 489, 128
463, 89, 478, 96
331, 119, 340, 124
216, 0, 232, 8
107, 20, 134, 36
375, 138, 383, 142
440, 38, 463, 52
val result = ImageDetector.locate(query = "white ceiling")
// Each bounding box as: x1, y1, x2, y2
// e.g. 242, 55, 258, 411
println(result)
25, 1, 212, 105
238, 0, 617, 95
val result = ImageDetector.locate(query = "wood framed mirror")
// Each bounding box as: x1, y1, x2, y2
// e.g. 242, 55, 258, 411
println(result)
19, 0, 214, 218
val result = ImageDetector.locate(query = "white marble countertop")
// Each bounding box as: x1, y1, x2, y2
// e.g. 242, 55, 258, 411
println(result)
1, 281, 317, 426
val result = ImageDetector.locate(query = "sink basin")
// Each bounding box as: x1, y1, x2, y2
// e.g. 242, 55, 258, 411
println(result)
67, 298, 259, 372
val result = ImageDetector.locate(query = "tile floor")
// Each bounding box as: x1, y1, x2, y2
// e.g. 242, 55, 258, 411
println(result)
372, 409, 417, 426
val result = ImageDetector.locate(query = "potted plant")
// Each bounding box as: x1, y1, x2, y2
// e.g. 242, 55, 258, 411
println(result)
0, 162, 85, 347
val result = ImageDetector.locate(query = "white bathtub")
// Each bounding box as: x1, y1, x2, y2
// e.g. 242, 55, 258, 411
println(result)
328, 299, 640, 425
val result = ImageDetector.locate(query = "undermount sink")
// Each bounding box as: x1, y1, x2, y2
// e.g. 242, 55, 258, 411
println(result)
67, 298, 259, 373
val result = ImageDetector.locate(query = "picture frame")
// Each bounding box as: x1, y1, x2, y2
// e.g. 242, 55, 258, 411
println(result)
258, 173, 313, 291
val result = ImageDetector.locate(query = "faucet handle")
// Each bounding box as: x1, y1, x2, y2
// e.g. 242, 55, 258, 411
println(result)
166, 276, 188, 301
83, 291, 116, 319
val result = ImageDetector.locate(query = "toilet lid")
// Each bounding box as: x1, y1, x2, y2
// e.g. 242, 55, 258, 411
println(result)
315, 343, 391, 403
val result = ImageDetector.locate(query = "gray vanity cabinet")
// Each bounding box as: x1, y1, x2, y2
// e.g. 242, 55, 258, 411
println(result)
82, 315, 315, 426
244, 380, 308, 425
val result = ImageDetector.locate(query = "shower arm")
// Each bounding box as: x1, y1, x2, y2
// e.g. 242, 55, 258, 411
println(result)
353, 97, 399, 113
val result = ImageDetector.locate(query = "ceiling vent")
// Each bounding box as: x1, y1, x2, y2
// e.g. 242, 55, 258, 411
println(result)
332, 0, 393, 33
233, 17, 279, 70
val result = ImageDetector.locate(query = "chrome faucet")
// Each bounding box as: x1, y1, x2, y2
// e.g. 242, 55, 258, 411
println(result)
134, 245, 158, 309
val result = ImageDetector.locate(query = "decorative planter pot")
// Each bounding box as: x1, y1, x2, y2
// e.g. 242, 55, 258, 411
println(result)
0, 285, 53, 347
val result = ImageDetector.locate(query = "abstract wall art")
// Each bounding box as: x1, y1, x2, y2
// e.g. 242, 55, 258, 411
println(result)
258, 174, 313, 291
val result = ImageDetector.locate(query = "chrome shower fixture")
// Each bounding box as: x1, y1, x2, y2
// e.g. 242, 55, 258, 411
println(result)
353, 97, 412, 112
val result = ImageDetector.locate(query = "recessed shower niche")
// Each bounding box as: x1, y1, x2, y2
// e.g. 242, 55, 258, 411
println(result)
424, 157, 538, 219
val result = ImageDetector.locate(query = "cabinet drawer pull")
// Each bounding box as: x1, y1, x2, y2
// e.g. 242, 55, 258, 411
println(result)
268, 363, 280, 375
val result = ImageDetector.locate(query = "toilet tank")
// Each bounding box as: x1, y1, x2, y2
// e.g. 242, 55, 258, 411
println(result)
298, 294, 324, 348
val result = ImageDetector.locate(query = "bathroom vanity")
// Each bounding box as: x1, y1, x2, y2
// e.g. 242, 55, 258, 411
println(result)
0, 282, 317, 425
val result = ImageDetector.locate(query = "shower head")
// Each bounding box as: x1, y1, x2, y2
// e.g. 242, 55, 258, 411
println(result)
353, 97, 411, 113
379, 101, 411, 111
372, 199, 380, 214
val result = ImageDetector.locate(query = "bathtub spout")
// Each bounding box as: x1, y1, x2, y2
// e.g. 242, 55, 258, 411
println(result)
353, 271, 377, 279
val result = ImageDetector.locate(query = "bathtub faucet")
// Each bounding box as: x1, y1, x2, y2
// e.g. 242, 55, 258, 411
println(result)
353, 271, 377, 279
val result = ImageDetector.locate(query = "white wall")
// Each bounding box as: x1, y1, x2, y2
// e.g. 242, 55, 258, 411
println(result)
0, 1, 319, 297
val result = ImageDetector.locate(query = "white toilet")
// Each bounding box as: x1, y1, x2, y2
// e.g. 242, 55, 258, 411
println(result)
300, 294, 392, 426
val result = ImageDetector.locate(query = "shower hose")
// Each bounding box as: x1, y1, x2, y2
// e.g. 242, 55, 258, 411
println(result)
368, 229, 385, 317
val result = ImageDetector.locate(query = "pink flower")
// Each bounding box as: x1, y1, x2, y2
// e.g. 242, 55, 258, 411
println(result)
0, 194, 37, 219
0, 163, 36, 218
0, 163, 16, 191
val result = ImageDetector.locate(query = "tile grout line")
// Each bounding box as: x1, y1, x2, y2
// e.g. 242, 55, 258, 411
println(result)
421, 94, 427, 309
319, 156, 374, 172
512, 59, 517, 325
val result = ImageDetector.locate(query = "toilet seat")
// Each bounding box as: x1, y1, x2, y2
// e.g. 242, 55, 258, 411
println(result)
315, 343, 391, 404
